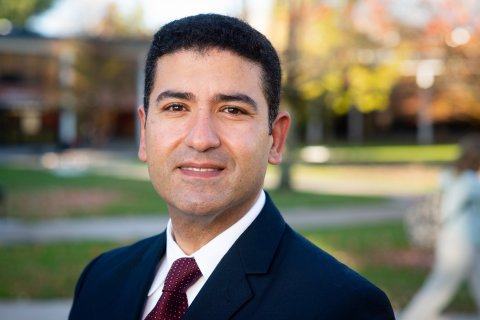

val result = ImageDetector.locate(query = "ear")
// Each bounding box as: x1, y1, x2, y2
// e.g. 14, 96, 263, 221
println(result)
268, 111, 291, 165
138, 105, 147, 162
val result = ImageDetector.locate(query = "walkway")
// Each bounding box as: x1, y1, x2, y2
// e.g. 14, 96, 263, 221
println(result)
0, 202, 406, 244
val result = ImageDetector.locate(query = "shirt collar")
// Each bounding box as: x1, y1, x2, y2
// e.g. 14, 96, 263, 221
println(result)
148, 190, 265, 296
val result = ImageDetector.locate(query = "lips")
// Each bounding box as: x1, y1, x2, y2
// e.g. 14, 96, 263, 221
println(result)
181, 167, 222, 172
178, 162, 226, 177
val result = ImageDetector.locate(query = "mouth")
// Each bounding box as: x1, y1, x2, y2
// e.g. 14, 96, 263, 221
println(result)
178, 163, 225, 177
181, 166, 222, 172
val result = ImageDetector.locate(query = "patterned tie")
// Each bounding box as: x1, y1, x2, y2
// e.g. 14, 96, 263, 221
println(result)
145, 257, 202, 320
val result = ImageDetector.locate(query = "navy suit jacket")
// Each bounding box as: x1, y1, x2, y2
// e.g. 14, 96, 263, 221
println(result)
69, 194, 395, 319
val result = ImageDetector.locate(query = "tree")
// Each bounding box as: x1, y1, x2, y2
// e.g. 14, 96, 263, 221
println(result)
270, 0, 480, 145
275, 0, 307, 190
271, 0, 401, 145
302, 1, 400, 143
0, 0, 55, 27
89, 2, 149, 38
368, 0, 480, 142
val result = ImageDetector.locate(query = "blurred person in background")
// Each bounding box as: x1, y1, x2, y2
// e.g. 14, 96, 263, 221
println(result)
401, 134, 480, 320
69, 13, 394, 320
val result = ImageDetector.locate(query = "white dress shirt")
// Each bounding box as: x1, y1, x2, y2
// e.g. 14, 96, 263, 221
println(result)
141, 191, 265, 319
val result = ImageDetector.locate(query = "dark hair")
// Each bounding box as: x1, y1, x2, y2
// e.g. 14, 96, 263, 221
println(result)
143, 13, 281, 132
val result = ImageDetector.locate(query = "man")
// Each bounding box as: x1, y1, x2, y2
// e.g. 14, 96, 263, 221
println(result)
69, 14, 395, 320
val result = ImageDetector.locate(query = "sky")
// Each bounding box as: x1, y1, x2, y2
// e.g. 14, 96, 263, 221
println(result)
28, 0, 480, 40
30, 0, 274, 37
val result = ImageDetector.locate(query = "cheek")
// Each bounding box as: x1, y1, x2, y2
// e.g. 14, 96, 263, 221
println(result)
230, 131, 271, 168
146, 120, 182, 151
243, 125, 272, 157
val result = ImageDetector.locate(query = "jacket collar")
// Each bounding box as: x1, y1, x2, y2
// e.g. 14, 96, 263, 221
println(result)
130, 233, 167, 320
184, 192, 286, 319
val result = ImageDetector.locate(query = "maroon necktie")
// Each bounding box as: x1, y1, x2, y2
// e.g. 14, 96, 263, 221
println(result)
145, 257, 202, 320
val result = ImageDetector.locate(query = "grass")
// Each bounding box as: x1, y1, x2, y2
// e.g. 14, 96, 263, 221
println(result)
0, 222, 475, 313
264, 163, 440, 198
0, 165, 168, 219
0, 164, 386, 219
268, 188, 385, 207
324, 144, 458, 164
302, 223, 476, 313
0, 242, 125, 298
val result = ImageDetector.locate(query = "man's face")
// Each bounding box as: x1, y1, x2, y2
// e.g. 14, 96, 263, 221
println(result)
138, 49, 289, 223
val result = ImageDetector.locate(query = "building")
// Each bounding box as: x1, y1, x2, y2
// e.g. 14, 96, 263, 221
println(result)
0, 29, 149, 148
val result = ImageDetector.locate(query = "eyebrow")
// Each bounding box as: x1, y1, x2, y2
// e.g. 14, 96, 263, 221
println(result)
155, 91, 258, 110
214, 93, 258, 111
155, 90, 195, 104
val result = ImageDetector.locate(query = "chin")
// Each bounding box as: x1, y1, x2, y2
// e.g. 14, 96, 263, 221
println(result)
170, 197, 225, 216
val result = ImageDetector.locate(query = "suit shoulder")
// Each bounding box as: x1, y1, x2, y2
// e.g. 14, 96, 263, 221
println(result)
70, 234, 164, 319
270, 225, 395, 318
280, 225, 385, 292
95, 234, 161, 265
75, 233, 163, 287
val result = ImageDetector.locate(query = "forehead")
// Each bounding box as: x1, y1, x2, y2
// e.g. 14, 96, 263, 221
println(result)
151, 49, 267, 107
155, 49, 262, 85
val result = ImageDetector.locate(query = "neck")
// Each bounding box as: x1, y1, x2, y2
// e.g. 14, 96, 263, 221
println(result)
169, 211, 243, 255
168, 194, 261, 255
168, 193, 260, 255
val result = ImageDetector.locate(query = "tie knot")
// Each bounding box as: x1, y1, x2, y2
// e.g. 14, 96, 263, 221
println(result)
163, 257, 202, 294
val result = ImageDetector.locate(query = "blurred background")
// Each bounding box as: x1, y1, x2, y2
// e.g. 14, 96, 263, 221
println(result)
1, 0, 480, 318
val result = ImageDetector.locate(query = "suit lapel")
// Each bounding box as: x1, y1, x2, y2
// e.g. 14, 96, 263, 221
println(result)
184, 246, 253, 319
184, 193, 286, 319
126, 233, 167, 320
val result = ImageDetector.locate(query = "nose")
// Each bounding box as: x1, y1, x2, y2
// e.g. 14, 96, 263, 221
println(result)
184, 111, 221, 152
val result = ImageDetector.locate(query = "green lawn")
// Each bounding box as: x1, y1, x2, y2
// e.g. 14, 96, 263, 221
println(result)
0, 241, 124, 298
323, 144, 458, 164
303, 223, 476, 313
0, 164, 385, 219
0, 222, 475, 313
0, 165, 168, 219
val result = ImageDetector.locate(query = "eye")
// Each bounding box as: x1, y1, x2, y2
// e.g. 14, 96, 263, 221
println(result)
164, 103, 186, 112
221, 106, 245, 115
